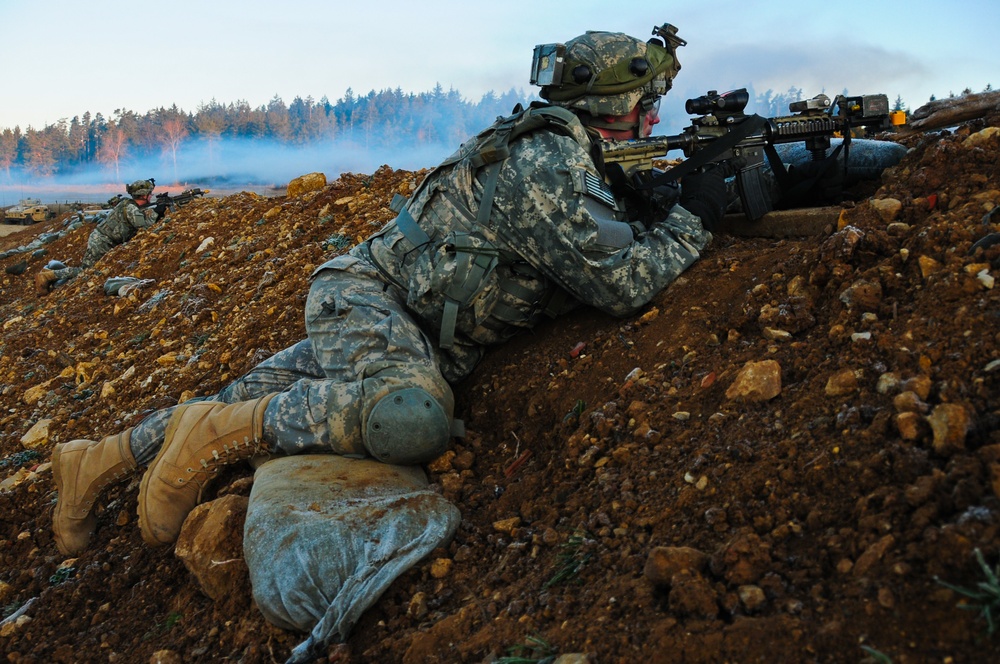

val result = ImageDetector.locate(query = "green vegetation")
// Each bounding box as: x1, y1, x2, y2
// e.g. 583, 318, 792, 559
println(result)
935, 548, 1000, 635
860, 645, 893, 663
497, 635, 558, 664
544, 530, 593, 589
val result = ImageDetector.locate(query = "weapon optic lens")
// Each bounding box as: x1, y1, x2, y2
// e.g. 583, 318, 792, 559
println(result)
686, 88, 749, 115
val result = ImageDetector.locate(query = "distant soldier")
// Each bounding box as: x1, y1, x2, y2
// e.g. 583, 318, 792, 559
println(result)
34, 179, 167, 295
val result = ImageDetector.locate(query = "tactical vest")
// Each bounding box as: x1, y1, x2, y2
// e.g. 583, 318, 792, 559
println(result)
361, 103, 595, 350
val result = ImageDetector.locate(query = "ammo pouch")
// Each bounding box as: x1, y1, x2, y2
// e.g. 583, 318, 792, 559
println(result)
406, 229, 501, 350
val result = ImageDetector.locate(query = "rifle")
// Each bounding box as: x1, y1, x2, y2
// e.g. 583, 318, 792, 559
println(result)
600, 88, 905, 221
145, 188, 210, 212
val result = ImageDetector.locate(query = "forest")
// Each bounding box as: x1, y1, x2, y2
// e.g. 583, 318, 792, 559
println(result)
0, 84, 923, 188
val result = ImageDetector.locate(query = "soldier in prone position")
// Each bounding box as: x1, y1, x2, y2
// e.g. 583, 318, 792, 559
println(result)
52, 25, 732, 555
35, 179, 168, 295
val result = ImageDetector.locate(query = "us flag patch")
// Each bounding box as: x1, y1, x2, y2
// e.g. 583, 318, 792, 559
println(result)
583, 172, 618, 209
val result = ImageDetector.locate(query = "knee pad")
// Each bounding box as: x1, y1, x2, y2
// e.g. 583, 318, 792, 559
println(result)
364, 388, 450, 464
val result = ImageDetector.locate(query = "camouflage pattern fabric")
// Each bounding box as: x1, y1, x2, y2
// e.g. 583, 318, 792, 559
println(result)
127, 108, 711, 461
363, 112, 711, 380
50, 198, 159, 281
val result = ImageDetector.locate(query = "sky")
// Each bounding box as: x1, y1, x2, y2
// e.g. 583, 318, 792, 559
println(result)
2, 0, 998, 134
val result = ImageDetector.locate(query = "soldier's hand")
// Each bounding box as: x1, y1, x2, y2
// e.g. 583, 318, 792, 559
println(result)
154, 203, 169, 219
679, 165, 726, 231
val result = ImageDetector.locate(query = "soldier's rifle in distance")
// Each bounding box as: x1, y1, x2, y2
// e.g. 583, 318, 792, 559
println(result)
600, 88, 906, 221
146, 188, 210, 212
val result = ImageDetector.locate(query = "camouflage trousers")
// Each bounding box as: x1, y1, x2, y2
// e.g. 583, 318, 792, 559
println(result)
130, 255, 456, 464
49, 229, 121, 282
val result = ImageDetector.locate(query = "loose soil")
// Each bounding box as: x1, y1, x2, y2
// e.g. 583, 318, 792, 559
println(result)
1, 112, 1000, 664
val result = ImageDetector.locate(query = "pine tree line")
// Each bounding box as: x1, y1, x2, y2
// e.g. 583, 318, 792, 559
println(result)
0, 86, 530, 183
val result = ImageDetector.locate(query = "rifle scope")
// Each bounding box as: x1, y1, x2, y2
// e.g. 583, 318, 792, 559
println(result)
685, 88, 750, 116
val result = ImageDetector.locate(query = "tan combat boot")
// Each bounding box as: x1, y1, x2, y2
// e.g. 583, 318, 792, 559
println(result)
34, 268, 57, 296
138, 394, 276, 546
52, 429, 137, 556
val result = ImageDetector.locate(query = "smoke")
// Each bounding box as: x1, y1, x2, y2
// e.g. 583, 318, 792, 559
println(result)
1, 137, 456, 206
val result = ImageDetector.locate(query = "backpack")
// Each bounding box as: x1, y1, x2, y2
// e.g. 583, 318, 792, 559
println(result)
390, 103, 591, 349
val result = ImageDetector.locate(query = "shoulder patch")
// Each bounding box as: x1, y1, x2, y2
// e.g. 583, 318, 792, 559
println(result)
575, 169, 619, 210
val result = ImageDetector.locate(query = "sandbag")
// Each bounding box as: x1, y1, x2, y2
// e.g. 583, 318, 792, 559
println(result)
243, 454, 460, 663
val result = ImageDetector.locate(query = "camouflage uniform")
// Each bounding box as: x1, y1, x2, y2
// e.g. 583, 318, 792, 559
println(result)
50, 198, 159, 282
128, 107, 711, 463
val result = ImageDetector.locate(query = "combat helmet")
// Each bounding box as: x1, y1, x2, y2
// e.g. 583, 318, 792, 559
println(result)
532, 23, 685, 131
126, 178, 155, 198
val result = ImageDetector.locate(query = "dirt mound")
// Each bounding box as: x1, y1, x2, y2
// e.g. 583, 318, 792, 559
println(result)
1, 115, 1000, 663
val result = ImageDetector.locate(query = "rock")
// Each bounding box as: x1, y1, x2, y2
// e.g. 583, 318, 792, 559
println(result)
493, 517, 521, 534
430, 558, 453, 578
23, 380, 55, 406
195, 236, 215, 253
174, 494, 249, 600
644, 546, 710, 586
553, 655, 595, 664
893, 391, 930, 414
20, 418, 52, 449
876, 372, 901, 395
762, 327, 792, 341
286, 172, 327, 198
738, 584, 767, 612
870, 198, 903, 222
150, 650, 183, 664
901, 375, 933, 400
963, 126, 1000, 147
918, 255, 941, 279
839, 279, 883, 310
726, 360, 782, 402
927, 403, 970, 456
407, 591, 428, 619
825, 369, 860, 396
895, 412, 926, 440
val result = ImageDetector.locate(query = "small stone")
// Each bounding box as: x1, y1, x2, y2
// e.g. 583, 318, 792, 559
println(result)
644, 546, 709, 586
870, 198, 902, 222
430, 558, 453, 579
738, 585, 767, 612
893, 391, 930, 414
839, 279, 883, 310
895, 412, 926, 440
876, 372, 901, 395
918, 255, 941, 279
149, 650, 183, 664
493, 517, 521, 534
902, 375, 933, 400
825, 369, 860, 396
977, 269, 995, 289
407, 592, 428, 619
763, 327, 792, 341
726, 360, 782, 402
20, 418, 52, 449
927, 403, 970, 456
